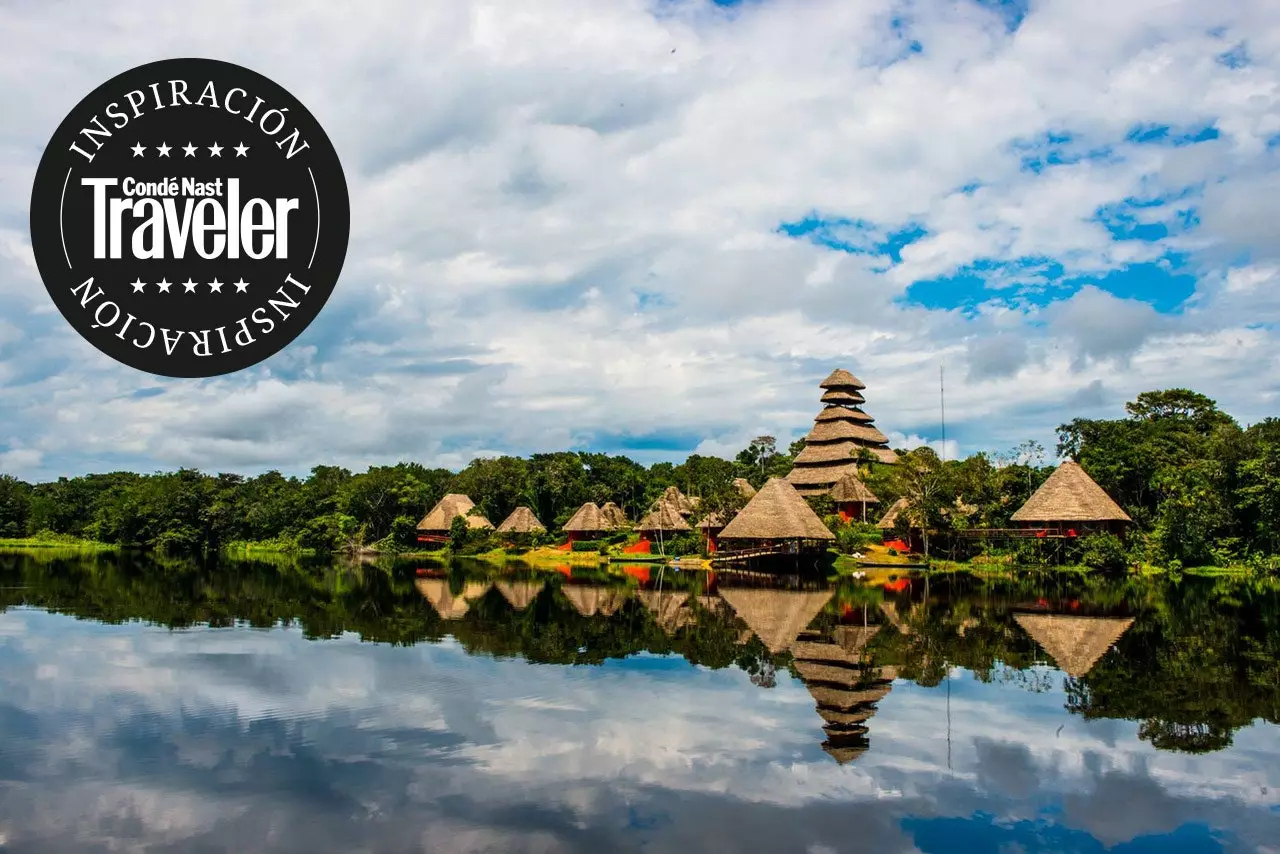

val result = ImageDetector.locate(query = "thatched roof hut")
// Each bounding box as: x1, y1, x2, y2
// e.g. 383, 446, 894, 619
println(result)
718, 478, 836, 543
830, 472, 880, 506
787, 368, 899, 496
820, 368, 866, 390
563, 502, 614, 535
1010, 461, 1132, 525
695, 512, 726, 531
733, 478, 758, 498
495, 506, 546, 534
653, 486, 697, 515
495, 580, 544, 611
415, 578, 491, 620
876, 497, 910, 530
416, 494, 494, 534
717, 587, 834, 653
562, 584, 631, 617
1014, 614, 1135, 678
600, 501, 629, 527
637, 501, 692, 535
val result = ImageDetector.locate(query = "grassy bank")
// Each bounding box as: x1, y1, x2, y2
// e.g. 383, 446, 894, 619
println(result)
221, 538, 317, 557
0, 531, 116, 552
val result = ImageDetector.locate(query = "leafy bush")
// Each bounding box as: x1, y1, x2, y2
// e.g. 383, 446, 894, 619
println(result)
662, 533, 702, 556
1077, 533, 1129, 571
571, 539, 602, 552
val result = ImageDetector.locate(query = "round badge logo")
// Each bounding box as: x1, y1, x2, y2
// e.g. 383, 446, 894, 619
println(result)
29, 58, 350, 378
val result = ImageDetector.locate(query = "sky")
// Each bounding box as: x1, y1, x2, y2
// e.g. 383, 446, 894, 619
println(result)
2, 606, 1278, 851
1, 0, 1279, 481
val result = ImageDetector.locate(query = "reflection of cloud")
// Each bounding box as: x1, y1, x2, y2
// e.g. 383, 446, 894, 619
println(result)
0, 609, 1278, 852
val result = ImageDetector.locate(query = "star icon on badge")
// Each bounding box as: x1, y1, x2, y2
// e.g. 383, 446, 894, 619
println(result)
183, 143, 197, 157
157, 142, 172, 157
183, 278, 198, 293
209, 278, 223, 293
156, 278, 171, 293
233, 278, 249, 293
131, 278, 146, 293
131, 143, 146, 157
234, 143, 249, 157
208, 142, 223, 157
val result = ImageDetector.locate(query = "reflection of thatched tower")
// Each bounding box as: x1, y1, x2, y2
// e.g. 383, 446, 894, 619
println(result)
562, 584, 631, 617
717, 587, 834, 654
495, 506, 546, 536
1010, 461, 1133, 535
495, 580, 544, 611
416, 494, 494, 539
717, 478, 836, 550
787, 369, 899, 496
639, 590, 694, 634
1014, 614, 1135, 678
415, 578, 491, 620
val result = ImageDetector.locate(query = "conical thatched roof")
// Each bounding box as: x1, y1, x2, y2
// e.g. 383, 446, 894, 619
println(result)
876, 497, 910, 530
563, 584, 631, 617
808, 683, 892, 710
793, 661, 865, 686
653, 486, 697, 515
815, 406, 874, 424
639, 590, 693, 633
696, 512, 726, 531
563, 502, 613, 533
1014, 614, 1135, 678
1010, 461, 1132, 523
832, 625, 882, 655
417, 494, 493, 533
718, 478, 836, 541
415, 579, 491, 620
495, 506, 546, 534
819, 708, 875, 727
786, 460, 862, 489
496, 580, 544, 610
600, 502, 629, 527
830, 472, 880, 505
718, 587, 834, 653
820, 389, 866, 405
804, 421, 891, 445
637, 501, 692, 533
879, 601, 912, 635
820, 368, 867, 390
733, 478, 758, 498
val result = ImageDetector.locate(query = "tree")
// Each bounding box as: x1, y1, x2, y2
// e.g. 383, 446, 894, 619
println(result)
0, 475, 32, 538
889, 447, 947, 559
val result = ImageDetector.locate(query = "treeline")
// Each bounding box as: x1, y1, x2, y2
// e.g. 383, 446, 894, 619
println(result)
0, 388, 1276, 568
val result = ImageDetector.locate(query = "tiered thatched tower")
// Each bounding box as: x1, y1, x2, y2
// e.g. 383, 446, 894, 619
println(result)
786, 369, 898, 496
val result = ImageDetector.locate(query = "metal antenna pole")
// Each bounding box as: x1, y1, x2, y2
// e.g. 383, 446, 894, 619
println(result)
940, 364, 947, 463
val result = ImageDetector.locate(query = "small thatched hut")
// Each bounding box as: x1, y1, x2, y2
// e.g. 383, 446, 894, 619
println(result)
654, 485, 698, 516
600, 501, 629, 528
830, 472, 880, 523
717, 587, 834, 654
1010, 461, 1132, 535
416, 494, 494, 542
875, 498, 918, 550
733, 478, 758, 499
637, 501, 692, 541
717, 478, 835, 551
415, 578, 491, 620
562, 584, 630, 617
562, 502, 614, 543
495, 580, 544, 611
495, 506, 546, 536
1014, 613, 1135, 678
696, 512, 726, 553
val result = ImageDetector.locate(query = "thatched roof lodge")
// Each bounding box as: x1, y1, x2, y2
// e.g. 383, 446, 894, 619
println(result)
1010, 461, 1132, 534
495, 506, 546, 535
600, 501, 629, 527
637, 501, 692, 537
562, 502, 615, 542
876, 497, 909, 530
733, 478, 757, 499
786, 368, 899, 497
416, 494, 494, 538
653, 485, 698, 516
718, 478, 835, 549
1014, 613, 1135, 678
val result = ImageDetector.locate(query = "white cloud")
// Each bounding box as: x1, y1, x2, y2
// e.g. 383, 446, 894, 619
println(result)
0, 0, 1277, 479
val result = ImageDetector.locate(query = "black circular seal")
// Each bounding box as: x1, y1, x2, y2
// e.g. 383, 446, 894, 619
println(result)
29, 58, 350, 378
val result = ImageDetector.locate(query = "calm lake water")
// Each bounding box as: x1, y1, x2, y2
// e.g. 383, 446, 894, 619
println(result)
1, 552, 1278, 853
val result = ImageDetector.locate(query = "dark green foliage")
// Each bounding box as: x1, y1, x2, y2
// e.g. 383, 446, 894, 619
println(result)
1075, 533, 1130, 572
570, 540, 602, 552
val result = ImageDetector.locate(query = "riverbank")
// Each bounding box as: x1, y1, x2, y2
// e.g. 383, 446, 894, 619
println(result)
0, 532, 116, 552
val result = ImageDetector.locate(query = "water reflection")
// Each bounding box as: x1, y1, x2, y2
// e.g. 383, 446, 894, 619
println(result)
0, 551, 1278, 852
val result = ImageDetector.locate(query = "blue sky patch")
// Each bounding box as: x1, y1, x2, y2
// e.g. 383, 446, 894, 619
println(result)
970, 0, 1030, 32
903, 812, 1229, 853
1216, 43, 1249, 69
778, 216, 926, 262
1125, 123, 1220, 147
1009, 131, 1118, 174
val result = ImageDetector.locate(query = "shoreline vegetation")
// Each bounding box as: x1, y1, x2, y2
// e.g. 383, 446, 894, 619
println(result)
0, 386, 1276, 579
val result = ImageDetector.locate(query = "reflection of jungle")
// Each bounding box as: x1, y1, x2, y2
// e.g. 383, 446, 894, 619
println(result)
2, 552, 1277, 757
